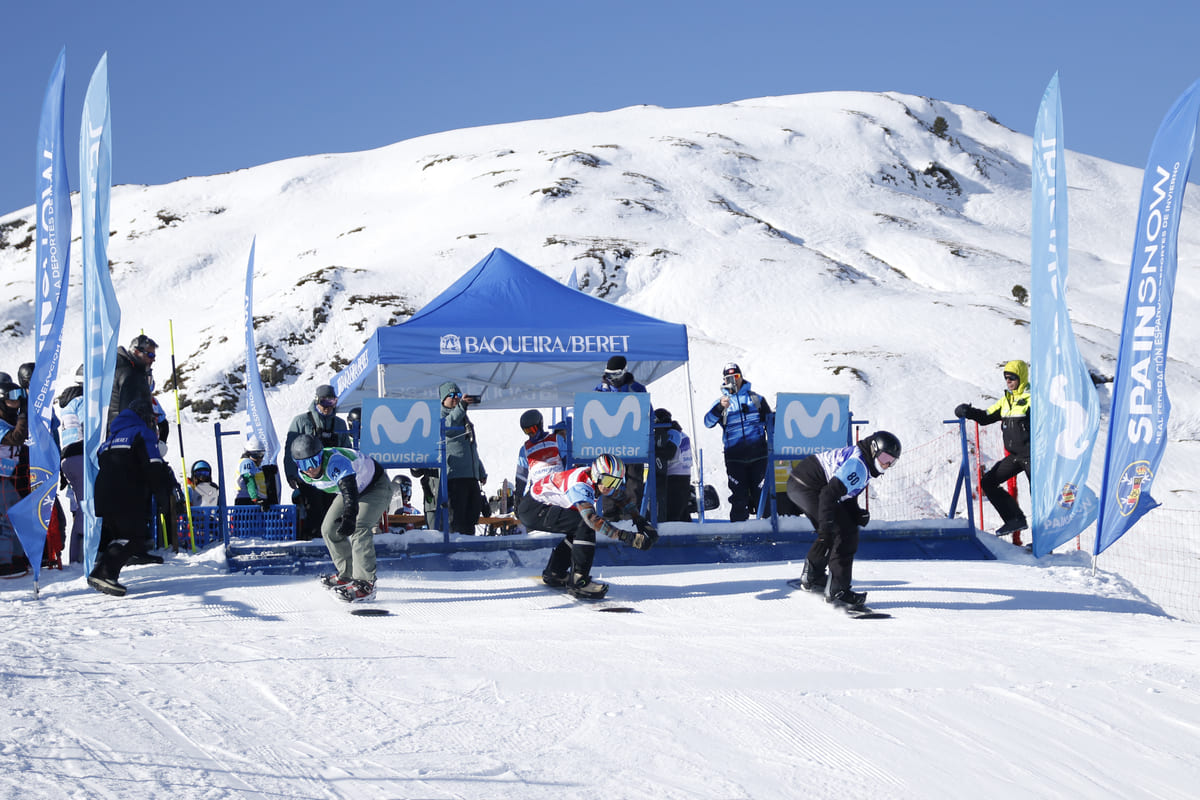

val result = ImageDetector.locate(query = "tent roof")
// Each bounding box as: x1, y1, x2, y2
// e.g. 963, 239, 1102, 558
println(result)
333, 248, 689, 410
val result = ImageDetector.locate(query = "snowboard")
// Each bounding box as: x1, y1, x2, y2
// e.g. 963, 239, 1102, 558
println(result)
529, 575, 638, 613
786, 579, 892, 619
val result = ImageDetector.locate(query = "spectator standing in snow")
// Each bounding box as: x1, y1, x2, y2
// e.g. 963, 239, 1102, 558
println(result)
57, 365, 87, 563
87, 401, 175, 597
107, 334, 156, 433
787, 430, 902, 609
652, 408, 693, 522
594, 355, 647, 394
954, 360, 1032, 537
518, 454, 657, 599
284, 384, 351, 540
290, 433, 391, 603
594, 356, 647, 515
0, 379, 29, 574
513, 409, 566, 499
439, 381, 487, 536
187, 460, 220, 507
234, 438, 270, 508
704, 363, 772, 522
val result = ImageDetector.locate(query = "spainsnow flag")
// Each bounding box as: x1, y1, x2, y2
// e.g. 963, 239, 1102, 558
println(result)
9, 48, 72, 582
243, 238, 280, 462
80, 54, 120, 575
1029, 73, 1099, 558
1096, 77, 1200, 555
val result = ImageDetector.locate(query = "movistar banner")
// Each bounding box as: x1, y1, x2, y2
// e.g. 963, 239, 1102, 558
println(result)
773, 393, 850, 456
9, 49, 72, 582
80, 54, 119, 575
1096, 77, 1200, 555
1029, 73, 1099, 557
360, 399, 440, 466
243, 238, 280, 463
572, 392, 651, 461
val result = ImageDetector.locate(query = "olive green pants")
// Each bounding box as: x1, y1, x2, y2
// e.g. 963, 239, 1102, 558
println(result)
320, 477, 392, 583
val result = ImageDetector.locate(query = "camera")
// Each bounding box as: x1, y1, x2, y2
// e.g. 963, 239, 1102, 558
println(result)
463, 394, 482, 405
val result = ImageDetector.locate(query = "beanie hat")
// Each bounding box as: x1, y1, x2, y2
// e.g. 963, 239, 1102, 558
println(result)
606, 355, 627, 371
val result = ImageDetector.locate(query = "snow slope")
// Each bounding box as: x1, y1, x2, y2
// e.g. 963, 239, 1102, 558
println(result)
2, 90, 1199, 509
2, 546, 1197, 799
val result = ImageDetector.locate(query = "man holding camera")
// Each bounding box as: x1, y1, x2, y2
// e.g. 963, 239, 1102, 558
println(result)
704, 363, 772, 522
439, 381, 488, 536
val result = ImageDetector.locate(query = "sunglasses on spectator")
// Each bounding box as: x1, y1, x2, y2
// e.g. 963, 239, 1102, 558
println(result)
1004, 373, 1019, 382
137, 349, 157, 360
448, 392, 463, 399
318, 396, 338, 408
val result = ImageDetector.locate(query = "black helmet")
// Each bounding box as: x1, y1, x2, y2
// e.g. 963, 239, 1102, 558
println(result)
393, 475, 412, 498
290, 433, 322, 462
75, 363, 85, 381
130, 334, 158, 351
347, 407, 361, 424
863, 430, 901, 473
17, 362, 34, 389
654, 408, 672, 424
519, 409, 543, 432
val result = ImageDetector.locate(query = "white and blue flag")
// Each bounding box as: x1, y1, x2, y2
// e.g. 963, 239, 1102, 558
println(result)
1096, 78, 1200, 555
1029, 74, 1099, 557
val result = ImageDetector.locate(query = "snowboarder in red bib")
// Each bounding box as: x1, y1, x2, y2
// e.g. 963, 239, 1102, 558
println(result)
519, 453, 658, 598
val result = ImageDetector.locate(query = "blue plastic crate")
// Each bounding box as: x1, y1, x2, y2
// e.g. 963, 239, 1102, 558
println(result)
176, 507, 223, 548
227, 505, 298, 541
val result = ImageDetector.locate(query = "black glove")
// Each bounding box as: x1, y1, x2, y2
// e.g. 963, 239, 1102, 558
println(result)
336, 515, 355, 538
856, 508, 870, 527
631, 522, 658, 550
257, 497, 271, 511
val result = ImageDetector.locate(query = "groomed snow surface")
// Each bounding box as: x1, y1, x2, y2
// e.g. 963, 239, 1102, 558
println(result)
3, 539, 1198, 800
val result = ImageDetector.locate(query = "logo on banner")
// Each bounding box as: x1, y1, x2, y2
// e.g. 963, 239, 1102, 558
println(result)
362, 399, 440, 466
775, 393, 849, 455
1114, 461, 1153, 516
573, 392, 649, 459
440, 334, 462, 355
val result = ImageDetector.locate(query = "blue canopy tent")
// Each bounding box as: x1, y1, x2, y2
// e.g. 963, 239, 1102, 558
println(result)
333, 248, 691, 409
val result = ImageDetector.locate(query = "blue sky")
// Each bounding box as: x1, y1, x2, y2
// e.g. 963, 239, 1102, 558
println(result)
1, 0, 1198, 216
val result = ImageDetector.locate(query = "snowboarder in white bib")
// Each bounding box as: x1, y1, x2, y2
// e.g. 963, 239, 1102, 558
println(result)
785, 431, 901, 609
291, 434, 391, 602
519, 453, 658, 599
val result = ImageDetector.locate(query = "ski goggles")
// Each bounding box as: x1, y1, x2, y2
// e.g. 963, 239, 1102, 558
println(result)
596, 473, 623, 492
522, 424, 541, 436
877, 452, 898, 470
297, 454, 323, 473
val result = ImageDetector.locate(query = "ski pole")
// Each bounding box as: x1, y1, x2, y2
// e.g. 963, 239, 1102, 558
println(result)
169, 320, 197, 553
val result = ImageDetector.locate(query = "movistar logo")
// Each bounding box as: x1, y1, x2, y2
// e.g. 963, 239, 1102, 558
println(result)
1049, 373, 1089, 460
582, 396, 642, 438
369, 403, 433, 445
782, 397, 841, 438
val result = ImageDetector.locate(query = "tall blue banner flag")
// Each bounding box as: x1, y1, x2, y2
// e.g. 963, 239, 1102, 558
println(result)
1096, 78, 1200, 555
10, 49, 73, 582
244, 238, 280, 462
1029, 73, 1099, 557
80, 54, 120, 575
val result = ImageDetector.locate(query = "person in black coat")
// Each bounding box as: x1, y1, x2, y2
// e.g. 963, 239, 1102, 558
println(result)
106, 334, 157, 434
88, 401, 174, 597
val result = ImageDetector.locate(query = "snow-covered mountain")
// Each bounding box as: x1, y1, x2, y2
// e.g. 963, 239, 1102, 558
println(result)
2, 90, 1199, 506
